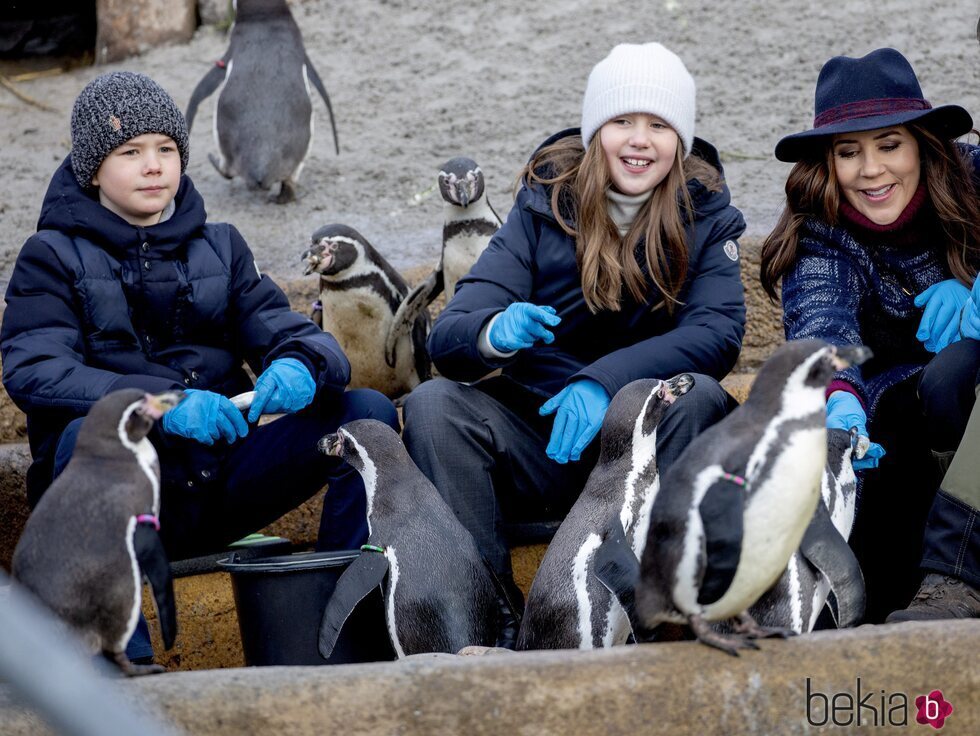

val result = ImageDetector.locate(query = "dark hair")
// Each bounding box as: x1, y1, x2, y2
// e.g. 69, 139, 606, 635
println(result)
759, 122, 980, 300
518, 133, 721, 314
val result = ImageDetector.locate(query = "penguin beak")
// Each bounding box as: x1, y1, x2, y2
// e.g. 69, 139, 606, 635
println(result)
142, 391, 184, 420
317, 432, 343, 457
830, 345, 873, 370
455, 182, 470, 207
301, 246, 320, 276
664, 373, 696, 402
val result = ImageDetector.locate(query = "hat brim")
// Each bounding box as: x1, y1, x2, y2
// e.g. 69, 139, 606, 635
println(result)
774, 104, 974, 162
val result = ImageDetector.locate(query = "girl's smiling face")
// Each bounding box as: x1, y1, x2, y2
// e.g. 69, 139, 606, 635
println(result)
832, 125, 921, 225
599, 113, 679, 196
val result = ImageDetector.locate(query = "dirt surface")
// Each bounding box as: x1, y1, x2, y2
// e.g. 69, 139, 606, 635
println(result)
1, 0, 978, 294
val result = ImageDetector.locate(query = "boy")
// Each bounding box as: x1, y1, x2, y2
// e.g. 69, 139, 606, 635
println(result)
1, 72, 398, 657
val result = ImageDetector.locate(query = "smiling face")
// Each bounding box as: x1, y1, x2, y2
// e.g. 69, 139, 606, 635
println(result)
598, 113, 679, 196
91, 133, 181, 226
832, 125, 921, 226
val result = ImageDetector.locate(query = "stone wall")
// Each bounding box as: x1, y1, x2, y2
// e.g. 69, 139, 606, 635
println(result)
94, 0, 197, 64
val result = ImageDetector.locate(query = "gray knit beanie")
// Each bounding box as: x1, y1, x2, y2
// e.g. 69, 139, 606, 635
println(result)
580, 43, 696, 157
70, 71, 189, 189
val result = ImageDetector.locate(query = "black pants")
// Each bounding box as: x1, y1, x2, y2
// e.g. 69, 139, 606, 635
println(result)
402, 374, 736, 578
853, 339, 980, 622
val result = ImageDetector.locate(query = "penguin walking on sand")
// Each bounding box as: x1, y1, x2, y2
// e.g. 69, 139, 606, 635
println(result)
517, 374, 695, 651
185, 0, 339, 203
12, 389, 183, 675
386, 157, 501, 363
634, 339, 871, 655
316, 419, 500, 657
301, 223, 430, 400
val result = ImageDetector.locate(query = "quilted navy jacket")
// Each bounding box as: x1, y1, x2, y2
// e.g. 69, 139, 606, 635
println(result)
781, 144, 980, 421
428, 128, 747, 400
1, 157, 350, 502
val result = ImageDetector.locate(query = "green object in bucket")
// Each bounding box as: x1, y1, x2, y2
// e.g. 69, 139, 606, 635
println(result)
228, 533, 289, 548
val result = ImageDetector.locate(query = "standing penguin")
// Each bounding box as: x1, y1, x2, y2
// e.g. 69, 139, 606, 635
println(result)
634, 339, 871, 655
12, 389, 183, 675
184, 0, 339, 203
517, 374, 694, 651
385, 157, 501, 364
301, 223, 430, 399
316, 419, 500, 657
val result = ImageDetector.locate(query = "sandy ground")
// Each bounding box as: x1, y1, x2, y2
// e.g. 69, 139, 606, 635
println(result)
1, 0, 979, 295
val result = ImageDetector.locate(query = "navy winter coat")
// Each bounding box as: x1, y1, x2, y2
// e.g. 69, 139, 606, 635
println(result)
1, 157, 350, 503
429, 129, 747, 400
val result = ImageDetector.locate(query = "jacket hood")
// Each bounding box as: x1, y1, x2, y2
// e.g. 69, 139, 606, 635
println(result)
37, 155, 206, 257
522, 127, 733, 222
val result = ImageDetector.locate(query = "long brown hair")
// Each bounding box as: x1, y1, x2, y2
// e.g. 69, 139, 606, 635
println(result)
759, 122, 980, 300
519, 133, 721, 314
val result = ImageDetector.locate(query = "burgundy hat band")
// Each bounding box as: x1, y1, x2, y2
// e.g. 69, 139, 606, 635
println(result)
814, 97, 932, 128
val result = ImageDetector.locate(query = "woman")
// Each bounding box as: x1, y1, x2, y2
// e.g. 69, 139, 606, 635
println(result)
760, 48, 980, 623
402, 42, 746, 647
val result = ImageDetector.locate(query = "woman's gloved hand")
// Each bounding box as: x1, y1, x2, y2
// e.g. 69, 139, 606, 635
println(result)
914, 279, 970, 353
489, 303, 561, 353
248, 358, 316, 423
160, 389, 249, 445
959, 275, 980, 341
539, 379, 610, 464
826, 390, 885, 470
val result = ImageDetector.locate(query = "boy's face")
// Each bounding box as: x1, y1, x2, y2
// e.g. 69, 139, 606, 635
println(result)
91, 133, 181, 227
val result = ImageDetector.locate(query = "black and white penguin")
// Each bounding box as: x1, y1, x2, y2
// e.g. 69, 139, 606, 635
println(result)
301, 223, 430, 400
11, 389, 183, 675
517, 374, 695, 651
635, 339, 871, 655
722, 427, 866, 634
316, 419, 500, 657
385, 157, 501, 364
184, 0, 339, 203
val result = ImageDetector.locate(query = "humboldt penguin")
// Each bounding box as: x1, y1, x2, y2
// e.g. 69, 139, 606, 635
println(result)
635, 340, 871, 655
316, 419, 499, 657
301, 223, 430, 399
184, 0, 339, 203
11, 389, 183, 675
517, 374, 694, 650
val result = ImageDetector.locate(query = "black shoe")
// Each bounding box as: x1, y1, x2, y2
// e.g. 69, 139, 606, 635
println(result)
494, 575, 525, 650
885, 574, 980, 623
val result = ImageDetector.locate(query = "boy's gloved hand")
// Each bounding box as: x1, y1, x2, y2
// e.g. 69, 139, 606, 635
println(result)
826, 390, 885, 470
914, 279, 969, 353
489, 303, 561, 353
160, 389, 249, 445
959, 275, 980, 341
248, 358, 316, 423
539, 379, 610, 464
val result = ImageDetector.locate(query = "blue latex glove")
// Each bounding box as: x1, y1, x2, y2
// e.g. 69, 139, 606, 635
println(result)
489, 303, 561, 353
539, 379, 611, 464
914, 279, 970, 353
960, 275, 980, 341
826, 390, 886, 470
160, 389, 249, 445
248, 358, 316, 423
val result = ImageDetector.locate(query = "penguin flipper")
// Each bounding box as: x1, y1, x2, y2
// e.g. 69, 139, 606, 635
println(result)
593, 522, 648, 640
385, 271, 441, 367
696, 475, 746, 606
318, 551, 388, 659
185, 59, 228, 133
304, 55, 340, 155
799, 499, 866, 628
133, 523, 177, 650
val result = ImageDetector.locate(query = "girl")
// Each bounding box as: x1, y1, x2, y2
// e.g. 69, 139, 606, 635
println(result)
402, 43, 747, 647
760, 48, 980, 623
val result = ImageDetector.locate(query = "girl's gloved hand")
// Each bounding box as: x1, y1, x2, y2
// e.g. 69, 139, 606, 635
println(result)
539, 379, 610, 464
489, 303, 561, 353
914, 279, 970, 353
160, 389, 249, 445
826, 390, 885, 470
248, 358, 316, 423
959, 275, 980, 341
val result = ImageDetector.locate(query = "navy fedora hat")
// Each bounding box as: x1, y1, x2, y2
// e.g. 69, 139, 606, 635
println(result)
775, 48, 973, 162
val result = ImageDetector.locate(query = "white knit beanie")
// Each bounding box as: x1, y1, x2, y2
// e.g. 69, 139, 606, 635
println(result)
580, 43, 696, 157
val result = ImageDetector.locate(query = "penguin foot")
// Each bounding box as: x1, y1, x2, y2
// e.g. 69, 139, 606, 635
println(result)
688, 614, 760, 657
273, 179, 297, 204
109, 651, 167, 677
733, 611, 797, 640
207, 153, 233, 179
456, 645, 515, 656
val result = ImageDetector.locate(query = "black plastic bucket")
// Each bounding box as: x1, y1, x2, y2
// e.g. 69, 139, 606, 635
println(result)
219, 550, 396, 666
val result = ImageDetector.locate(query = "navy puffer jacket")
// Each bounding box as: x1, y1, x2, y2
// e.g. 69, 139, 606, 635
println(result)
1, 157, 350, 502
429, 129, 746, 400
